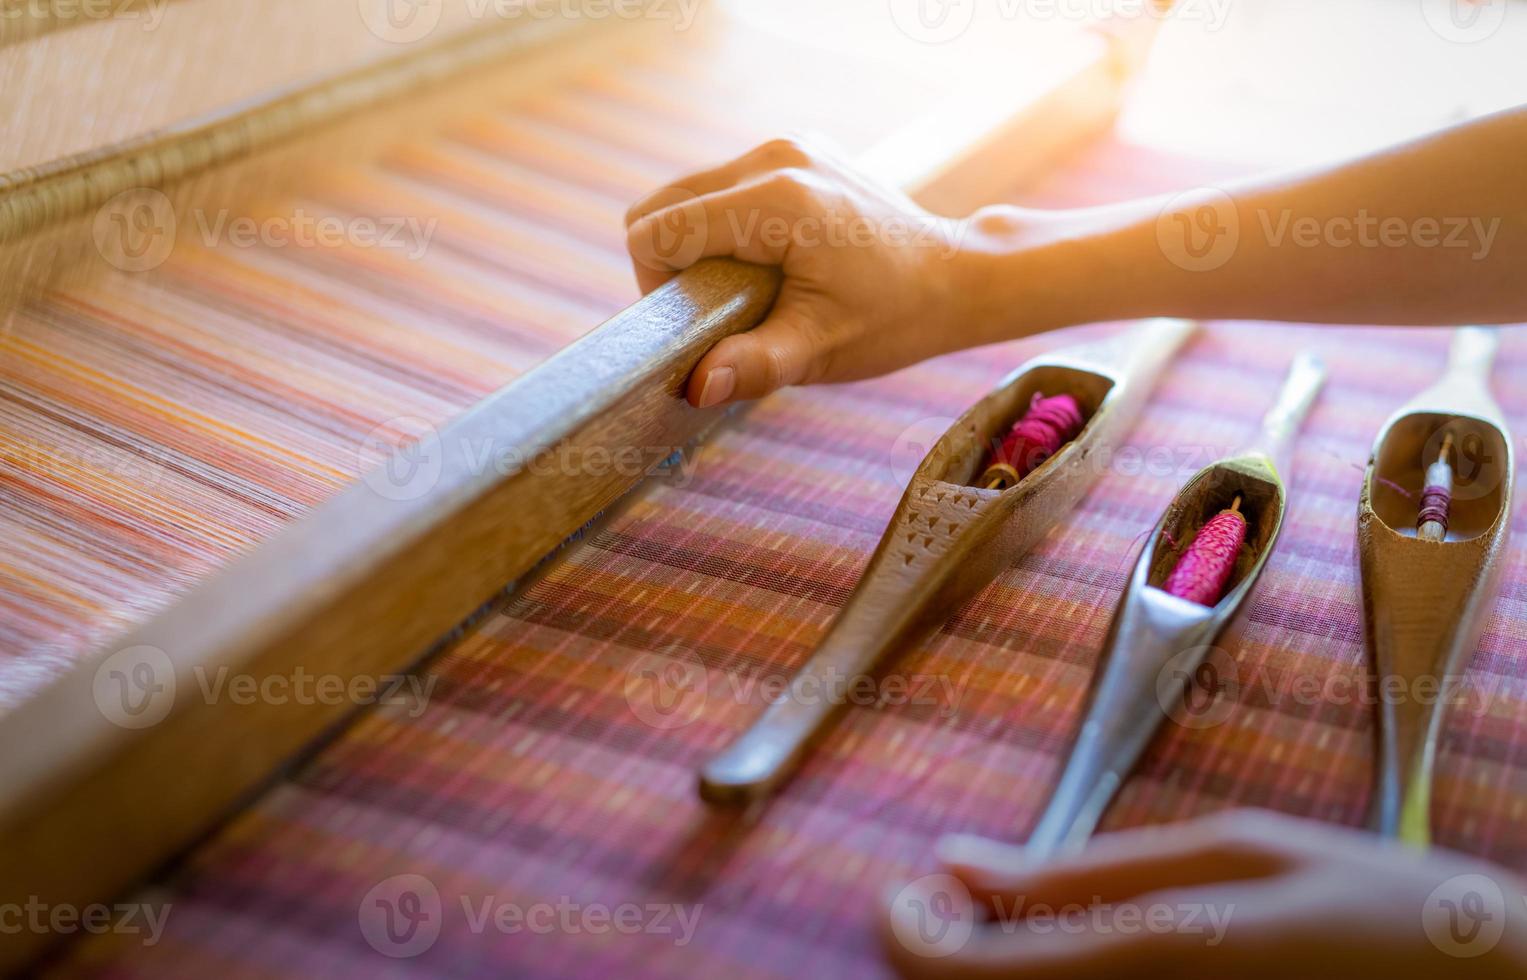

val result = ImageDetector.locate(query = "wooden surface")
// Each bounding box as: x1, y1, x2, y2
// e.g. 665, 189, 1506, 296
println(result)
0, 13, 592, 238
0, 23, 1143, 972
0, 0, 624, 173
1359, 328, 1515, 847
700, 318, 1196, 804
1025, 352, 1326, 857
0, 5, 671, 313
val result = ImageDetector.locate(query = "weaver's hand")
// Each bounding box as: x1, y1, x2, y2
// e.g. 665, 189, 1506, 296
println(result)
883, 809, 1527, 979
625, 138, 994, 408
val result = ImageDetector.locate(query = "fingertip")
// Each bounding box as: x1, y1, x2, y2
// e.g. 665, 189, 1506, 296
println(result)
937, 833, 1032, 884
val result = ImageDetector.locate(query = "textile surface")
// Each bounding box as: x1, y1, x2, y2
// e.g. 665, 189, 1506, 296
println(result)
16, 25, 1527, 980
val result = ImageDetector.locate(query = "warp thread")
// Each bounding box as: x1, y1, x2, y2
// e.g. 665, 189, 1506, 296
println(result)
981, 392, 1085, 489
1164, 505, 1247, 606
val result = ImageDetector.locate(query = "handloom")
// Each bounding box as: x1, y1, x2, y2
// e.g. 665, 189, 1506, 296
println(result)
0, 6, 1148, 971
1, 6, 1525, 979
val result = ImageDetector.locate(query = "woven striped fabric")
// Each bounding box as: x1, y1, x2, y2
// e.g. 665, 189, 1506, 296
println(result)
0, 21, 931, 710
24, 30, 1527, 980
59, 169, 1527, 975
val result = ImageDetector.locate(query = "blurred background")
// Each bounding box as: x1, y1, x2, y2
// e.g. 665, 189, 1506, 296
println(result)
8, 0, 1527, 178
731, 0, 1527, 165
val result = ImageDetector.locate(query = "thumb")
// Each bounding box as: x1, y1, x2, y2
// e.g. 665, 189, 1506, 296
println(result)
686, 303, 831, 408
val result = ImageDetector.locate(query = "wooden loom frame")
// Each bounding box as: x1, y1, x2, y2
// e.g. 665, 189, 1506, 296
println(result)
0, 10, 1159, 970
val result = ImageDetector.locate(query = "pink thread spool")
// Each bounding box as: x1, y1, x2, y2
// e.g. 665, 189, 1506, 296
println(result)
1164, 496, 1247, 606
980, 392, 1085, 490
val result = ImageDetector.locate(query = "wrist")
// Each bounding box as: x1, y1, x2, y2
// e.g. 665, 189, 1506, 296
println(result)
952, 203, 1148, 342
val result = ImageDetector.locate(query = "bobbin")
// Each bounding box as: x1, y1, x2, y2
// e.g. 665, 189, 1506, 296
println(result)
1025, 350, 1326, 859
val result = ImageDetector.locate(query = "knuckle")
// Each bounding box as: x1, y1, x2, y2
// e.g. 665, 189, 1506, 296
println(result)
757, 136, 811, 167
761, 344, 793, 392
768, 168, 817, 205
1201, 809, 1285, 856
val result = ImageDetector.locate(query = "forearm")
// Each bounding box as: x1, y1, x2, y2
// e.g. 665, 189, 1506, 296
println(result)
961, 104, 1527, 339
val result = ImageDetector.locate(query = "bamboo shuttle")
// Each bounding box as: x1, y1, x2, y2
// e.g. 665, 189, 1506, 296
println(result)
1024, 351, 1326, 859
1359, 327, 1514, 848
701, 318, 1199, 805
